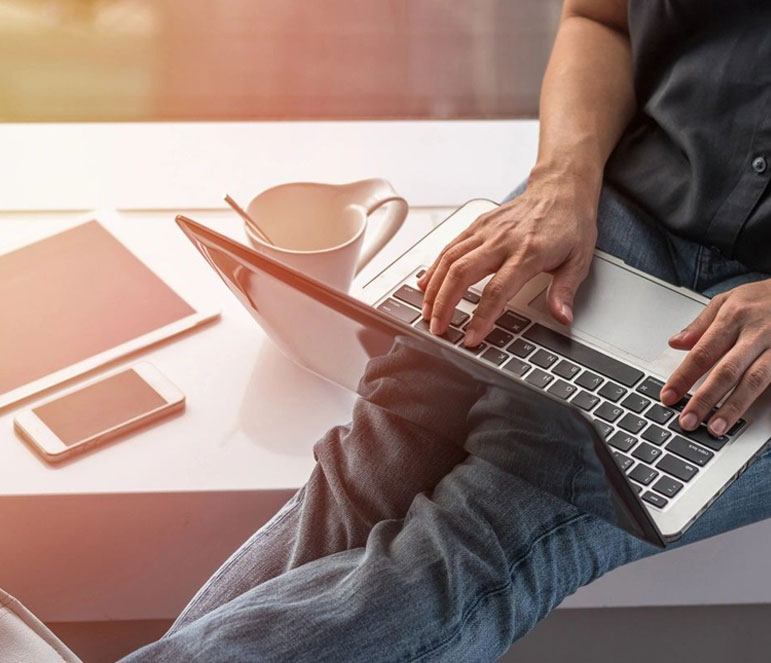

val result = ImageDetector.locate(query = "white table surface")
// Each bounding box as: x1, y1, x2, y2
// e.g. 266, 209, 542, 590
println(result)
2, 120, 770, 623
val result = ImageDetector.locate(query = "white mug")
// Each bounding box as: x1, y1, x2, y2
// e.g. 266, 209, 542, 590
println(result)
244, 179, 408, 292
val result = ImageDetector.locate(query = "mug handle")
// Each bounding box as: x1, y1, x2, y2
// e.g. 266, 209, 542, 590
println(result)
351, 178, 409, 274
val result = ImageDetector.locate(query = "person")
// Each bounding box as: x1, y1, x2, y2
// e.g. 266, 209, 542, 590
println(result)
121, 1, 771, 660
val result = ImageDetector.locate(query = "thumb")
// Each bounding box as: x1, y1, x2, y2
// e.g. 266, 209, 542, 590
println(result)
546, 257, 588, 325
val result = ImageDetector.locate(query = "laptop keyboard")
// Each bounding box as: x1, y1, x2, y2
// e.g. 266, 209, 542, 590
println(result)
376, 269, 747, 512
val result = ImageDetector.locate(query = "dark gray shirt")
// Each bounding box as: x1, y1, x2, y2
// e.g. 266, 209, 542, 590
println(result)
604, 0, 771, 273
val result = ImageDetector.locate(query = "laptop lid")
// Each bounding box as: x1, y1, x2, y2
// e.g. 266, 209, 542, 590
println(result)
176, 214, 667, 548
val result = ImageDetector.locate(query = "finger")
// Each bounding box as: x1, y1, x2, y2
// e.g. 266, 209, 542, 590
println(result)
677, 341, 759, 430
464, 258, 537, 346
417, 229, 474, 291
661, 311, 738, 406
545, 254, 591, 325
669, 293, 726, 350
430, 246, 499, 334
421, 236, 482, 319
707, 350, 771, 436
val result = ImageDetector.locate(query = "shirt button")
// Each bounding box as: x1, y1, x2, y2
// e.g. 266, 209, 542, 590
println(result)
752, 156, 768, 174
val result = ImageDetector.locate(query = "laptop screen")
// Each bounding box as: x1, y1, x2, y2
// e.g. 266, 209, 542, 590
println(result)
176, 215, 665, 548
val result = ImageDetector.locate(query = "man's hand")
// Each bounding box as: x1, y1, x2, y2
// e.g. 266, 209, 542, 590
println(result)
662, 279, 771, 436
417, 172, 598, 347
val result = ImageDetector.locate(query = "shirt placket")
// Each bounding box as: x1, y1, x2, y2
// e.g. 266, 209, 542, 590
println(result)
704, 92, 771, 256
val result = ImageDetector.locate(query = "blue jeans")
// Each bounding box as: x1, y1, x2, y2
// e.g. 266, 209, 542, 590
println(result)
121, 185, 771, 663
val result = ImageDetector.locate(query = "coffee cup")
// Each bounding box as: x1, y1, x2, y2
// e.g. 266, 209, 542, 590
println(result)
243, 178, 408, 292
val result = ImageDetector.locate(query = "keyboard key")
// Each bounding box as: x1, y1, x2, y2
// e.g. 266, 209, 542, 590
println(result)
460, 342, 487, 355
645, 404, 675, 425
575, 371, 604, 391
618, 413, 647, 434
668, 420, 729, 451
641, 424, 671, 446
462, 290, 481, 304
496, 311, 531, 334
525, 368, 554, 389
508, 338, 536, 358
632, 442, 663, 465
656, 454, 698, 482
451, 309, 470, 328
631, 483, 643, 494
612, 451, 633, 472
665, 436, 714, 467
608, 431, 637, 453
531, 349, 559, 369
596, 402, 623, 422
377, 298, 420, 324
553, 360, 581, 380
598, 382, 627, 402
484, 327, 514, 348
415, 319, 464, 344
593, 420, 614, 439
652, 475, 683, 498
446, 327, 465, 345
672, 395, 691, 411
415, 268, 426, 279
642, 491, 668, 508
547, 380, 578, 400
629, 464, 658, 486
621, 394, 651, 414
572, 390, 600, 411
503, 357, 531, 377
480, 347, 509, 366
392, 285, 424, 309
523, 323, 644, 387
636, 376, 665, 401
728, 419, 747, 437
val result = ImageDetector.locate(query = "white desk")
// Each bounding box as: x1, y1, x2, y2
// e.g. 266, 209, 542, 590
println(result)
1, 121, 770, 624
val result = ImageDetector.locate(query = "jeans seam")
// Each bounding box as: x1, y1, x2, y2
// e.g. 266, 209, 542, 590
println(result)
171, 489, 306, 629
403, 511, 592, 663
692, 244, 705, 291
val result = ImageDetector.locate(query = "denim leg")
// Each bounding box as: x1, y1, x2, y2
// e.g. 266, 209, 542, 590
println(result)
168, 348, 476, 631
122, 432, 771, 663
693, 245, 770, 296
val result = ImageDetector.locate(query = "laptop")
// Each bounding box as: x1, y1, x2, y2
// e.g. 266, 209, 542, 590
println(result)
176, 200, 771, 547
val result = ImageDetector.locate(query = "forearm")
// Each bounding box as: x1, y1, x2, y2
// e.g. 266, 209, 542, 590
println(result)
533, 1, 636, 210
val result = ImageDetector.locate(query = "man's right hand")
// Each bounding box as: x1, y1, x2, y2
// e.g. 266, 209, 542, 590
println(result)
417, 170, 599, 347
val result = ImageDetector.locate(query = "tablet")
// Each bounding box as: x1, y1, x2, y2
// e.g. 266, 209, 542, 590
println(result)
1, 217, 218, 409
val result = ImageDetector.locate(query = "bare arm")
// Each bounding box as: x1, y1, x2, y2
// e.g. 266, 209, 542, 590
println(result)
536, 0, 636, 199
419, 0, 636, 344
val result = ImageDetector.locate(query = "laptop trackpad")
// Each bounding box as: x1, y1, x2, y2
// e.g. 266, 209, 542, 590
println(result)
528, 257, 705, 364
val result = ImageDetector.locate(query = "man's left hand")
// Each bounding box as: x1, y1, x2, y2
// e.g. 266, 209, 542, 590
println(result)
661, 278, 771, 436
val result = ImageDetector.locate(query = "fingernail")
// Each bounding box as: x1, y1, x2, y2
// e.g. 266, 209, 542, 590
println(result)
561, 304, 573, 324
430, 317, 440, 334
660, 388, 677, 405
422, 304, 430, 319
680, 412, 698, 430
670, 330, 686, 342
709, 417, 727, 436
465, 331, 477, 346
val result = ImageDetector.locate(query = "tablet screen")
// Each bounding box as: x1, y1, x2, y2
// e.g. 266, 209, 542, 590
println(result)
1, 221, 195, 402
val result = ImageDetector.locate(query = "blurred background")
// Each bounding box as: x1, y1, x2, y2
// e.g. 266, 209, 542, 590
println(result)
0, 0, 561, 121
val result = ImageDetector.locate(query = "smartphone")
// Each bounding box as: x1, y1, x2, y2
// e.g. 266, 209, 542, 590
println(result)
14, 363, 185, 462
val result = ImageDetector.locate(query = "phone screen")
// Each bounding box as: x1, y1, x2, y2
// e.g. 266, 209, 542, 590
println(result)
33, 369, 167, 445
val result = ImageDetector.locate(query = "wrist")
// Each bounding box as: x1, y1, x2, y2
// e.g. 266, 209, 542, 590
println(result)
527, 160, 602, 222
